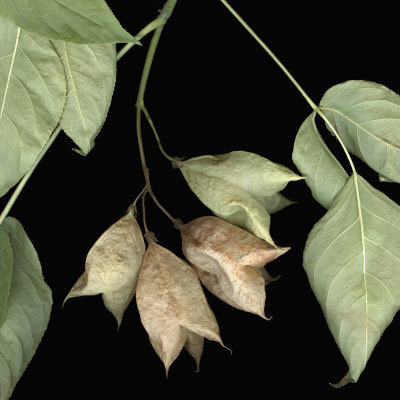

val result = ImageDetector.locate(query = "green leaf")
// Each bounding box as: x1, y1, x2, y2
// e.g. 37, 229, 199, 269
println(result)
304, 174, 400, 386
320, 80, 400, 183
0, 17, 66, 198
179, 151, 303, 246
52, 41, 116, 155
0, 0, 139, 44
0, 217, 52, 399
292, 112, 349, 208
0, 226, 12, 328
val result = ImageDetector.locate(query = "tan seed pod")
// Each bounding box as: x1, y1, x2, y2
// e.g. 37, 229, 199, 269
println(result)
181, 216, 288, 318
64, 211, 145, 328
136, 241, 225, 376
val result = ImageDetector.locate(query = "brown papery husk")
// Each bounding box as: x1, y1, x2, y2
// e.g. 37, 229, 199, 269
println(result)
64, 211, 145, 328
181, 216, 288, 318
136, 241, 225, 376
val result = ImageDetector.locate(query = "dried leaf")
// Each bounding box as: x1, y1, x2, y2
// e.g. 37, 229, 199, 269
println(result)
178, 150, 302, 246
64, 212, 145, 328
136, 242, 224, 375
181, 216, 288, 318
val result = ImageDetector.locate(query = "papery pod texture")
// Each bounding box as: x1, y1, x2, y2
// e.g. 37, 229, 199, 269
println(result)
64, 212, 145, 328
178, 150, 302, 246
136, 241, 224, 375
181, 216, 288, 318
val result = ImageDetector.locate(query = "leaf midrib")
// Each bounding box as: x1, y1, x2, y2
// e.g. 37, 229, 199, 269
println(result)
0, 27, 20, 120
353, 173, 368, 369
62, 42, 90, 149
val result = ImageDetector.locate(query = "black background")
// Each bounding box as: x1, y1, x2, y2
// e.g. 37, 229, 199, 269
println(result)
3, 1, 400, 397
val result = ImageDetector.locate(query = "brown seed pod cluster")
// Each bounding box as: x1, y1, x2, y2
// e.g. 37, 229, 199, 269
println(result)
65, 211, 288, 375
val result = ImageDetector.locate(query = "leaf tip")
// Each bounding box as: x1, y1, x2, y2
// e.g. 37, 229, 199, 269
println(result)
277, 246, 290, 257
329, 372, 355, 388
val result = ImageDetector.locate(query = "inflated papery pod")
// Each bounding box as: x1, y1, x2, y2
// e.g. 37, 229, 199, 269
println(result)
181, 216, 289, 318
136, 241, 225, 375
178, 150, 303, 246
64, 212, 145, 328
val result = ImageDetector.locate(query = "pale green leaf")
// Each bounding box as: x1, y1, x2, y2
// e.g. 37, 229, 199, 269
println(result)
0, 226, 12, 328
179, 151, 303, 246
0, 16, 66, 198
304, 174, 400, 386
320, 80, 400, 183
0, 0, 139, 44
52, 41, 116, 155
292, 112, 348, 208
0, 217, 52, 399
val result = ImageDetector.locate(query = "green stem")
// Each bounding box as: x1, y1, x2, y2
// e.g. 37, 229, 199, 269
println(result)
135, 0, 179, 227
219, 0, 358, 177
0, 125, 62, 226
142, 105, 174, 162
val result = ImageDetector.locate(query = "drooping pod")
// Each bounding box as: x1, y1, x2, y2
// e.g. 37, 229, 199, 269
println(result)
64, 211, 145, 328
181, 216, 289, 318
178, 150, 302, 246
136, 241, 225, 376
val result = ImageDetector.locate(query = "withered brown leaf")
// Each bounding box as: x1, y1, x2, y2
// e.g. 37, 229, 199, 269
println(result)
64, 212, 145, 328
181, 216, 288, 318
136, 241, 225, 376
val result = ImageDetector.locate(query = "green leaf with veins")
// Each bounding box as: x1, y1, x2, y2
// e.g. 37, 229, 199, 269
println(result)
179, 151, 303, 246
292, 112, 349, 208
0, 217, 52, 400
0, 0, 139, 44
0, 16, 66, 198
0, 226, 13, 328
320, 80, 400, 183
304, 174, 400, 387
52, 41, 116, 155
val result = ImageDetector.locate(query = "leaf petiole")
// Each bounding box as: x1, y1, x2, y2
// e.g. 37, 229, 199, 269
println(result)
219, 0, 359, 178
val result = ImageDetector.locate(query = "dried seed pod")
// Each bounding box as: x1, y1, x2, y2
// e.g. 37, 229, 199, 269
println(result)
64, 212, 145, 328
181, 216, 288, 318
136, 241, 224, 376
178, 150, 302, 246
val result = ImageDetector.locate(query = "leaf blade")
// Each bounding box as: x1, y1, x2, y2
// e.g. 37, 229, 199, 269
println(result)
0, 16, 66, 198
304, 174, 400, 384
320, 80, 400, 183
52, 40, 116, 154
292, 112, 349, 208
0, 226, 13, 328
0, 217, 52, 399
0, 0, 139, 44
